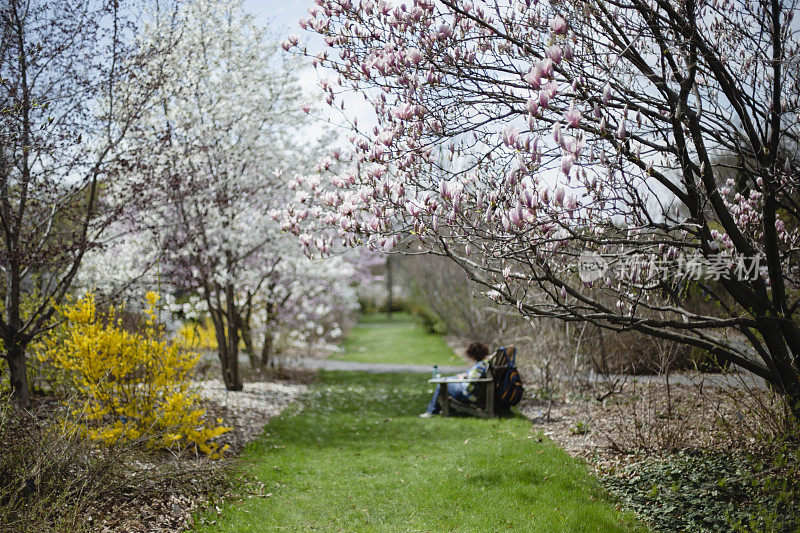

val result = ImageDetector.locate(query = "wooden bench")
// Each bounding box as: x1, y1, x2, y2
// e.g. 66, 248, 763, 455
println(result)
427, 376, 495, 418
427, 346, 517, 419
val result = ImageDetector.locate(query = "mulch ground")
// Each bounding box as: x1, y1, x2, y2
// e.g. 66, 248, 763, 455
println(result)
113, 378, 307, 532
518, 375, 773, 470
5, 378, 309, 533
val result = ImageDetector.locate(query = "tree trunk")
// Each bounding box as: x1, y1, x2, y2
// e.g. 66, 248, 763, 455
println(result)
777, 366, 800, 423
239, 292, 258, 369
259, 329, 274, 373
207, 310, 236, 390
241, 319, 258, 370
224, 283, 243, 391
386, 255, 393, 320
209, 309, 231, 387
223, 337, 243, 391
206, 285, 244, 392
6, 341, 31, 408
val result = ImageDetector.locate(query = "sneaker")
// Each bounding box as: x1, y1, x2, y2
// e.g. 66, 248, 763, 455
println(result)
418, 412, 434, 418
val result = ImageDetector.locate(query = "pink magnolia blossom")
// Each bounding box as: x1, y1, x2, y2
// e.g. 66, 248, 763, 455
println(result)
509, 205, 525, 229
565, 194, 578, 210
547, 45, 563, 64
539, 90, 550, 109
551, 15, 568, 35
602, 83, 612, 104
393, 103, 415, 120
379, 237, 394, 252
282, 34, 299, 51
554, 186, 566, 205
563, 137, 584, 157
526, 98, 539, 115
561, 154, 575, 176
552, 122, 562, 144
502, 125, 520, 148
540, 188, 550, 205
565, 104, 581, 128
539, 58, 554, 78
616, 119, 627, 139
523, 66, 542, 89
406, 48, 423, 65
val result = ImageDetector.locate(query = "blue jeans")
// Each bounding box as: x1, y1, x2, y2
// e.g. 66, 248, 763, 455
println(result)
426, 382, 470, 414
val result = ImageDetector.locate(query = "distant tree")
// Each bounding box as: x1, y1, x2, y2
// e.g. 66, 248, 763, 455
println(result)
282, 1, 800, 416
248, 251, 361, 369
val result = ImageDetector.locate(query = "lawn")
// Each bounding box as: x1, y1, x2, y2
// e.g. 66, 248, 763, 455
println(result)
194, 371, 646, 532
330, 312, 462, 366
194, 313, 646, 532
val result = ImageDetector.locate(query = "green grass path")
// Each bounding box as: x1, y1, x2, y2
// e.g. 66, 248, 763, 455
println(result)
194, 317, 646, 532
330, 312, 462, 366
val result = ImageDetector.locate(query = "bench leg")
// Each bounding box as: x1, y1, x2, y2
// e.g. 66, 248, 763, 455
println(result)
486, 381, 495, 418
440, 384, 450, 417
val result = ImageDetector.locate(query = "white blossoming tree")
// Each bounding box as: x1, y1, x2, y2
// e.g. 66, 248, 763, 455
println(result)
116, 0, 351, 390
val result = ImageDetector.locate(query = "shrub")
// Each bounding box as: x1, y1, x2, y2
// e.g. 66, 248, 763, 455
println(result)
377, 296, 413, 314
402, 254, 508, 343
410, 305, 448, 336
357, 295, 380, 315
36, 292, 228, 457
0, 394, 232, 532
0, 396, 126, 532
177, 316, 219, 351
686, 346, 730, 372
603, 449, 799, 532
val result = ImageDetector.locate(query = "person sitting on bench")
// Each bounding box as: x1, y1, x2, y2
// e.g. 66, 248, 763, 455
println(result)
419, 342, 490, 418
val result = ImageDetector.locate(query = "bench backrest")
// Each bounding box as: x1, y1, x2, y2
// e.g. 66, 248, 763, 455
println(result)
489, 346, 516, 384
489, 346, 524, 406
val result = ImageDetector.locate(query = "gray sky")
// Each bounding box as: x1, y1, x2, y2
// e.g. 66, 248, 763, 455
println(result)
242, 0, 373, 147
242, 0, 310, 35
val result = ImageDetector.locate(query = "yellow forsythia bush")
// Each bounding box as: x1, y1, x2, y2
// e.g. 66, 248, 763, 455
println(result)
177, 316, 219, 351
37, 292, 229, 457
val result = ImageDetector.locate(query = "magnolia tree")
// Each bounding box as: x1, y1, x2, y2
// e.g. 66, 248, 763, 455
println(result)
281, 0, 800, 414
0, 0, 175, 406
114, 0, 342, 389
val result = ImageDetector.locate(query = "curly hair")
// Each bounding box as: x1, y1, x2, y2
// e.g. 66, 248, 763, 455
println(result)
466, 342, 489, 361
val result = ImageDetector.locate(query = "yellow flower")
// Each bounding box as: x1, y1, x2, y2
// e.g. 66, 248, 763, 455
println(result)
37, 292, 228, 457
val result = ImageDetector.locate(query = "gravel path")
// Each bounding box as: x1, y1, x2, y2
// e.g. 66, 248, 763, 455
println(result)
275, 356, 468, 375
584, 370, 768, 389
277, 356, 765, 389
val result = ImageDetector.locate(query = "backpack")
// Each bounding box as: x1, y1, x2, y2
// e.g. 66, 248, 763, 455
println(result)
491, 347, 524, 407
